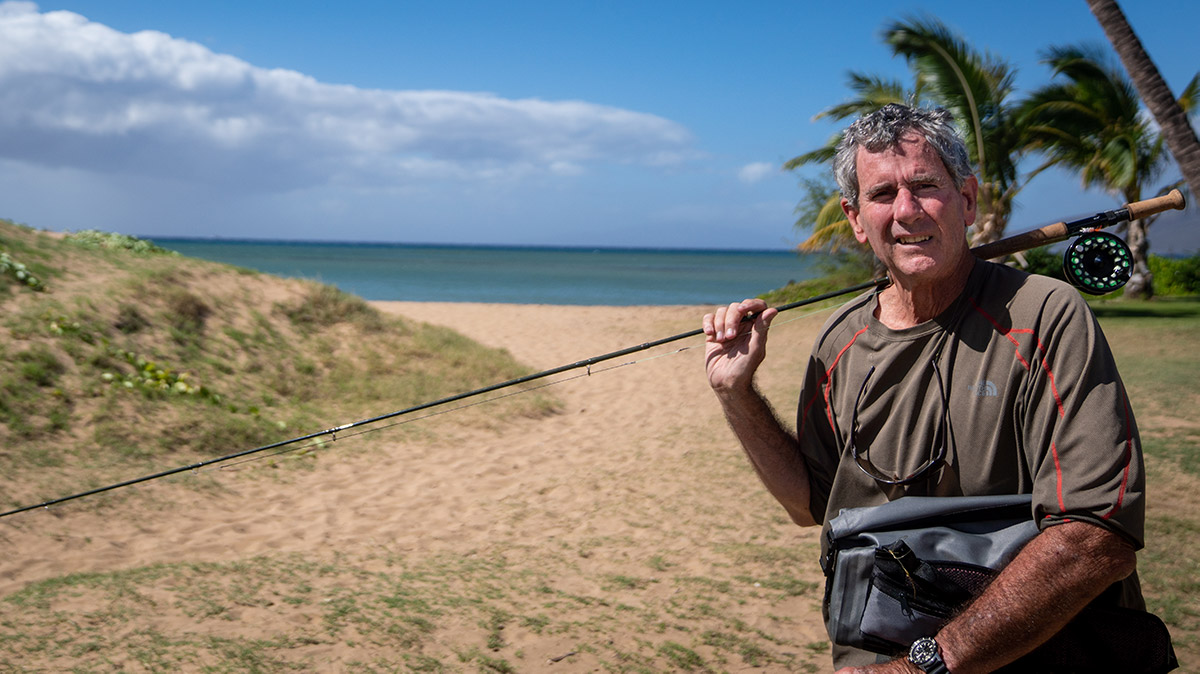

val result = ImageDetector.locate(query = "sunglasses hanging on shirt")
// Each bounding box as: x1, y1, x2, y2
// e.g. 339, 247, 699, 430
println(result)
848, 358, 953, 486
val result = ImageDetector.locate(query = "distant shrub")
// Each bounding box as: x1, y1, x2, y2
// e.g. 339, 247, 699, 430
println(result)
165, 288, 211, 334
0, 250, 46, 290
17, 347, 65, 387
279, 283, 383, 331
65, 230, 179, 256
1150, 254, 1200, 296
1019, 245, 1068, 283
115, 303, 151, 334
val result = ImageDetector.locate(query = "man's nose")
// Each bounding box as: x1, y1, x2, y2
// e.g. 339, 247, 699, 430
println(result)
893, 188, 923, 223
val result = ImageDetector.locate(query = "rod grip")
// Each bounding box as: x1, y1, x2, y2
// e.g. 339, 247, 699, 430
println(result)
971, 222, 1071, 260
1126, 189, 1186, 220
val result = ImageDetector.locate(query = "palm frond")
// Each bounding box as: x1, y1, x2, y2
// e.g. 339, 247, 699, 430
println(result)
1179, 73, 1200, 115
883, 15, 1019, 192
814, 72, 913, 121
1021, 43, 1168, 198
784, 132, 842, 170
791, 180, 862, 255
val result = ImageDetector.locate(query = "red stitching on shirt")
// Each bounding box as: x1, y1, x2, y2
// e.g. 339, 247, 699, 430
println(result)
968, 298, 1065, 418
968, 296, 1131, 525
1103, 385, 1134, 520
803, 325, 869, 432
1050, 440, 1066, 511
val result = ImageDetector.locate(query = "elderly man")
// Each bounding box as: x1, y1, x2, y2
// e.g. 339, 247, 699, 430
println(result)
704, 104, 1148, 672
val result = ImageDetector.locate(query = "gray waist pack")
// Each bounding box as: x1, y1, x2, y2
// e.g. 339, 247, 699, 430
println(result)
821, 494, 1178, 672
821, 494, 1038, 655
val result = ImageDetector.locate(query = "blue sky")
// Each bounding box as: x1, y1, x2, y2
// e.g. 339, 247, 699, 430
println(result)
2, 1, 1197, 251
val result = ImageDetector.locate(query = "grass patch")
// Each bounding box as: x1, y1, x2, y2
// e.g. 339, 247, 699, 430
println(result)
1099, 299, 1200, 474
1142, 514, 1200, 630
0, 545, 823, 672
1094, 299, 1200, 662
757, 268, 878, 308
278, 281, 384, 332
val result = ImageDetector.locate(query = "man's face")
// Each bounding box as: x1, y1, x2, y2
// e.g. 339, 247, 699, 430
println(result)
841, 134, 978, 285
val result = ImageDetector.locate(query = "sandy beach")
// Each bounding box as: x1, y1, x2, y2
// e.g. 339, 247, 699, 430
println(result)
0, 300, 844, 671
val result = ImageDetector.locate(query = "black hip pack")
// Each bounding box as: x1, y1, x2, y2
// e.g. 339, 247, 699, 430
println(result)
822, 494, 1177, 672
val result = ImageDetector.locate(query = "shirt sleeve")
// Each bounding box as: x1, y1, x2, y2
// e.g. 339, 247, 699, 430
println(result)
1020, 286, 1145, 548
798, 351, 840, 523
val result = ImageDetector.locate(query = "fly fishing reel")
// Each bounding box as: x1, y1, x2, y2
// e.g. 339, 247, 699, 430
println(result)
1062, 231, 1133, 295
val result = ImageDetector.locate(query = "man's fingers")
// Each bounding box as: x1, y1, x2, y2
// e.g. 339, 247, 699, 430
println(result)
703, 300, 775, 343
705, 306, 731, 341
722, 302, 744, 341
756, 307, 778, 329
739, 298, 769, 313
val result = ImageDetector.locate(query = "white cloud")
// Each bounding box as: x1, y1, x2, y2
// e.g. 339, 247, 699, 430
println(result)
0, 2, 696, 194
738, 161, 777, 184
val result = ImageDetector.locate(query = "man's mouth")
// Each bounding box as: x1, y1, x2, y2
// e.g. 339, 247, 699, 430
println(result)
897, 235, 932, 244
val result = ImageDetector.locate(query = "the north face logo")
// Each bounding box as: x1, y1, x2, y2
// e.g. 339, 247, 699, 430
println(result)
969, 380, 999, 397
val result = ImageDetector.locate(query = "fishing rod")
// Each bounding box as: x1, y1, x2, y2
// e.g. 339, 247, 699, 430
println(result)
972, 188, 1186, 293
0, 190, 1186, 519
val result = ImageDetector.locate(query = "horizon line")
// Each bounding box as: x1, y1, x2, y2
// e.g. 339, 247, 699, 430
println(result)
146, 235, 804, 255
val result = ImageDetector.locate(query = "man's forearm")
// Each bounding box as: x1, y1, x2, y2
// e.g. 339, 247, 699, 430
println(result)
936, 521, 1137, 673
716, 384, 816, 527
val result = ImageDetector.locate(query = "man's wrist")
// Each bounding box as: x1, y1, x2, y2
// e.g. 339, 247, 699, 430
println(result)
713, 382, 756, 402
908, 636, 950, 673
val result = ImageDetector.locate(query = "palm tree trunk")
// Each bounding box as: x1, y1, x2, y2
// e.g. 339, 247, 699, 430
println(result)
1123, 218, 1153, 299
1087, 0, 1200, 200
970, 182, 1005, 245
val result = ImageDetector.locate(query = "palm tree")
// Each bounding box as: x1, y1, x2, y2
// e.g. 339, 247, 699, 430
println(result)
1019, 45, 1167, 298
788, 174, 879, 275
1087, 0, 1200, 201
884, 17, 1024, 245
786, 16, 1026, 261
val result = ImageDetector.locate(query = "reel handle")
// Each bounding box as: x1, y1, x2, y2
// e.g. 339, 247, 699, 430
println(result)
971, 189, 1187, 261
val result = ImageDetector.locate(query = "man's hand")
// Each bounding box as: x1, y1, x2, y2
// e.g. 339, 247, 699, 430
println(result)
702, 299, 777, 395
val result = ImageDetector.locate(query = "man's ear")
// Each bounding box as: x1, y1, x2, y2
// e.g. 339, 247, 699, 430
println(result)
842, 198, 869, 244
961, 175, 979, 227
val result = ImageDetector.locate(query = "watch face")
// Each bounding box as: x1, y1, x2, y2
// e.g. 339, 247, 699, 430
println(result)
909, 637, 939, 665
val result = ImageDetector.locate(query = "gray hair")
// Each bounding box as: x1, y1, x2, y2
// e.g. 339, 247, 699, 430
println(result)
833, 104, 973, 209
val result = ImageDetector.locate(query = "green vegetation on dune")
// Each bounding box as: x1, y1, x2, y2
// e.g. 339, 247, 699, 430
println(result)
0, 220, 559, 511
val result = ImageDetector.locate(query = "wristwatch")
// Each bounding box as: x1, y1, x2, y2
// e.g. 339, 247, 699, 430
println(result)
908, 636, 950, 673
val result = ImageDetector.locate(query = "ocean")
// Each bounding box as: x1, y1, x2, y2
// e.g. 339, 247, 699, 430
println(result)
154, 239, 821, 306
